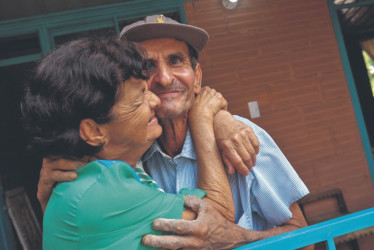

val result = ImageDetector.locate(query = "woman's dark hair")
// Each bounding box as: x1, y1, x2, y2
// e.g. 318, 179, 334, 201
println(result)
21, 37, 152, 159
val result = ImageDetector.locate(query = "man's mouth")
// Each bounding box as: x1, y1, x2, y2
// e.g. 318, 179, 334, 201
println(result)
155, 90, 180, 97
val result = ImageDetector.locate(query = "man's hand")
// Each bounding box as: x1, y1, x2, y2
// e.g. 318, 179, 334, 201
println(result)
142, 196, 249, 250
142, 196, 312, 250
38, 158, 81, 212
213, 110, 259, 176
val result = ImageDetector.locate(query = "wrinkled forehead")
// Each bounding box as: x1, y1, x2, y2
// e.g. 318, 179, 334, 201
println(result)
140, 38, 189, 58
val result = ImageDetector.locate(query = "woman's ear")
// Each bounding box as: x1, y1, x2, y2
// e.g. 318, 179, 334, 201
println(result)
194, 63, 202, 94
80, 119, 107, 147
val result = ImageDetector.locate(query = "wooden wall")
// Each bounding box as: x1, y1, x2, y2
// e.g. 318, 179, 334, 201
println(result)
183, 0, 374, 215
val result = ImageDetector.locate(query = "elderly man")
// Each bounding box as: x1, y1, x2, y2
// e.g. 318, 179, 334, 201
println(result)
120, 15, 309, 249
37, 15, 310, 249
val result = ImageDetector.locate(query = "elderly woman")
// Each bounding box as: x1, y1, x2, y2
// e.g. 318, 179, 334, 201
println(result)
21, 37, 234, 249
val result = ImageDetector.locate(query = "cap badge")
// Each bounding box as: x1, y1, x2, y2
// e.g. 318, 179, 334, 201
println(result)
155, 15, 165, 23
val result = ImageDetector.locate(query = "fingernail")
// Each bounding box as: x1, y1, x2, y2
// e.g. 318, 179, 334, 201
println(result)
154, 220, 160, 227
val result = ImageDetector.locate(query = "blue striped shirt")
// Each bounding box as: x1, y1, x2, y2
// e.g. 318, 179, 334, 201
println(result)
142, 115, 309, 230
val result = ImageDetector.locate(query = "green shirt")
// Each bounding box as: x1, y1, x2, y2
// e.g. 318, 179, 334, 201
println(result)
43, 160, 186, 249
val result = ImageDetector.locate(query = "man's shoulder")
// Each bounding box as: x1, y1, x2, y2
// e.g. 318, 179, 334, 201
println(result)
232, 115, 266, 134
232, 115, 256, 126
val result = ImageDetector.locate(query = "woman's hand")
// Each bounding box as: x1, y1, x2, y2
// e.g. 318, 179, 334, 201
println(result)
189, 86, 227, 124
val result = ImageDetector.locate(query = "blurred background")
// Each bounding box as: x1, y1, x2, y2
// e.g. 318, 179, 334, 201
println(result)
1, 0, 374, 249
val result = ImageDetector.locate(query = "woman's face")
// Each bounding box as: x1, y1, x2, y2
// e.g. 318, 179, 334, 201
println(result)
101, 78, 162, 159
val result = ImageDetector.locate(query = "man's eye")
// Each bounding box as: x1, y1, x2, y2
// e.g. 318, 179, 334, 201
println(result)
170, 56, 182, 65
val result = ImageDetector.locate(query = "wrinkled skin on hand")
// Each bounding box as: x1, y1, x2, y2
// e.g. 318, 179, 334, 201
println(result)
189, 86, 228, 122
142, 196, 247, 250
142, 196, 311, 250
213, 111, 260, 176
37, 158, 82, 212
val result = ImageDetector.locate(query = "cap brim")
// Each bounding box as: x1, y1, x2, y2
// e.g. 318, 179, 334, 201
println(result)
121, 23, 209, 53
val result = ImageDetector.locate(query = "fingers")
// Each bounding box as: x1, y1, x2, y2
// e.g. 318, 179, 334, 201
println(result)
220, 123, 261, 175
49, 170, 78, 182
40, 157, 79, 185
151, 196, 204, 235
43, 158, 83, 171
236, 125, 259, 167
233, 138, 253, 171
222, 149, 250, 176
142, 234, 202, 249
184, 195, 208, 212
39, 163, 78, 187
219, 138, 251, 175
240, 130, 257, 167
197, 87, 227, 113
207, 89, 227, 110
247, 126, 260, 155
152, 218, 194, 235
147, 215, 208, 248
37, 185, 52, 212
222, 155, 235, 175
220, 94, 228, 110
143, 196, 224, 249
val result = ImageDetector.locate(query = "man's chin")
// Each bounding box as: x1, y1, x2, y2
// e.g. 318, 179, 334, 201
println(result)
155, 107, 189, 121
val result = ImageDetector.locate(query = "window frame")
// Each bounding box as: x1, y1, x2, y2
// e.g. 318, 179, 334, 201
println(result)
0, 0, 190, 67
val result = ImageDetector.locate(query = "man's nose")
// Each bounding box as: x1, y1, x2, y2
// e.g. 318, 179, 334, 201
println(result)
151, 64, 173, 88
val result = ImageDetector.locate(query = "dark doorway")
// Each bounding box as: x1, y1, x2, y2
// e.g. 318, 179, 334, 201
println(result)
345, 37, 374, 147
338, 3, 374, 148
0, 62, 43, 223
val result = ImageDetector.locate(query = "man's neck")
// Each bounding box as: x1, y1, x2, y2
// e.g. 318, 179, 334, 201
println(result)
157, 115, 188, 158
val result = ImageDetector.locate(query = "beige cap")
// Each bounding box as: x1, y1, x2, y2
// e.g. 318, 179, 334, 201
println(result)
119, 14, 209, 53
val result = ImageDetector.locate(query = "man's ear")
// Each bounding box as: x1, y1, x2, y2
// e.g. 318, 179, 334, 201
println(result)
80, 119, 107, 147
194, 63, 202, 94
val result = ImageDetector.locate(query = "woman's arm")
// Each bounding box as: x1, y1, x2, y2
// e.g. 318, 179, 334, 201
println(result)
186, 87, 235, 222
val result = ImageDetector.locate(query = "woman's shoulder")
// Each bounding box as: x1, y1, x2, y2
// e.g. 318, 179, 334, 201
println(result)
44, 160, 143, 225
54, 160, 138, 195
46, 161, 137, 209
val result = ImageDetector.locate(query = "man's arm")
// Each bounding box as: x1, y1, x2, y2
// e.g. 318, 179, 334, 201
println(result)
143, 196, 313, 249
213, 110, 260, 176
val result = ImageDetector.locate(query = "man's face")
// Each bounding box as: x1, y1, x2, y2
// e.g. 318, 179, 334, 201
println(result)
140, 38, 202, 120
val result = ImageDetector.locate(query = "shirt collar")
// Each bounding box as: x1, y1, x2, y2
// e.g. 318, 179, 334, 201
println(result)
142, 128, 197, 162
